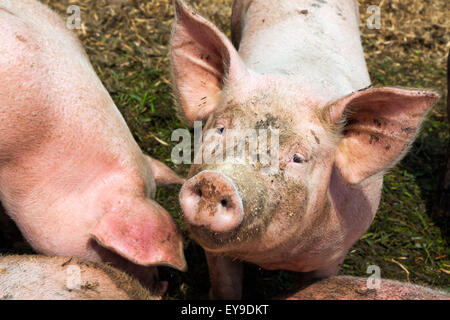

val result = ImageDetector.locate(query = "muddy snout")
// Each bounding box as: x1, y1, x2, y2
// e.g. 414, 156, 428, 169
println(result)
180, 171, 244, 233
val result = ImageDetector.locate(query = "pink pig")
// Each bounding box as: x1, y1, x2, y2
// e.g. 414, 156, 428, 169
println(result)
0, 255, 157, 300
280, 276, 450, 300
171, 0, 439, 299
0, 0, 186, 293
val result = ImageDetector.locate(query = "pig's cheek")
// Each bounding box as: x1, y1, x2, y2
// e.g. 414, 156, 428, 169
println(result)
284, 163, 308, 180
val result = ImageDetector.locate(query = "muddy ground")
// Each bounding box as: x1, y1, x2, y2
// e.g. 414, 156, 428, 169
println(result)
0, 0, 449, 299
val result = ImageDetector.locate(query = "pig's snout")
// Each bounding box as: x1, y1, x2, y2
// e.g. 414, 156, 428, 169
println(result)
180, 171, 244, 233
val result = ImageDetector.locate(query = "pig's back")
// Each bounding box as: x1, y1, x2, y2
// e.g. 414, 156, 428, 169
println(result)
281, 276, 450, 300
0, 0, 145, 252
0, 255, 156, 300
233, 0, 371, 100
0, 0, 106, 155
0, 0, 83, 51
0, 0, 139, 168
0, 0, 90, 81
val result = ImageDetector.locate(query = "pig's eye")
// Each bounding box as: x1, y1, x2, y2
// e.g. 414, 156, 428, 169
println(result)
292, 153, 306, 163
217, 126, 225, 134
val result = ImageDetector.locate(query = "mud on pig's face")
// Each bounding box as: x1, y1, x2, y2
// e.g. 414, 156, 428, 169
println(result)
179, 78, 338, 252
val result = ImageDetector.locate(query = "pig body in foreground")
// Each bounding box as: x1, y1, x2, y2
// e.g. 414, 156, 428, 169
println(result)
171, 0, 439, 299
280, 276, 450, 300
0, 255, 155, 300
0, 0, 186, 292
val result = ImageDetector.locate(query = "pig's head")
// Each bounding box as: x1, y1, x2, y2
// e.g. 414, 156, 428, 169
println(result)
171, 0, 438, 256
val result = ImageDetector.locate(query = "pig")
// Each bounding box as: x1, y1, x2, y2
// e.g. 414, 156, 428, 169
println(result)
279, 276, 450, 300
171, 0, 439, 299
0, 255, 156, 300
0, 0, 186, 294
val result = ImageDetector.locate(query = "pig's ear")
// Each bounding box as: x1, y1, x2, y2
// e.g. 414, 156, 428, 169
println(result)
329, 87, 439, 185
170, 0, 246, 124
91, 198, 187, 272
145, 155, 185, 185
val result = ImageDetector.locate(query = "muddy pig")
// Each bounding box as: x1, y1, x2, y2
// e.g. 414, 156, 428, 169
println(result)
0, 255, 156, 300
171, 0, 439, 299
0, 0, 186, 293
279, 276, 450, 300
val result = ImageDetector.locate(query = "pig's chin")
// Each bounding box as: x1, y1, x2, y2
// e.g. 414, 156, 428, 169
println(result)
187, 224, 244, 251
186, 210, 268, 253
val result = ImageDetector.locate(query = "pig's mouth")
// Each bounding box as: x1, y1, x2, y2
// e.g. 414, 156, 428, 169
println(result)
187, 225, 243, 249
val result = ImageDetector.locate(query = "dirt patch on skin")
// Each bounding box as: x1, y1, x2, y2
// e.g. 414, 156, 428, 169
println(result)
255, 113, 281, 130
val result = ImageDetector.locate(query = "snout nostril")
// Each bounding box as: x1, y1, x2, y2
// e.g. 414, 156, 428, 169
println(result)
220, 199, 228, 208
193, 185, 203, 198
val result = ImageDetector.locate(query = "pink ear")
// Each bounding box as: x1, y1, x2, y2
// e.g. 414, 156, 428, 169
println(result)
170, 0, 246, 124
330, 87, 439, 185
145, 155, 185, 186
90, 198, 187, 272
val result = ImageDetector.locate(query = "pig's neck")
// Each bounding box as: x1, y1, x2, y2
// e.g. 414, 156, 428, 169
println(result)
235, 0, 371, 100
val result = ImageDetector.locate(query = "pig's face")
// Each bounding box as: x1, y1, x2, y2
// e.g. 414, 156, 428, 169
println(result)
171, 0, 438, 257
180, 76, 337, 252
